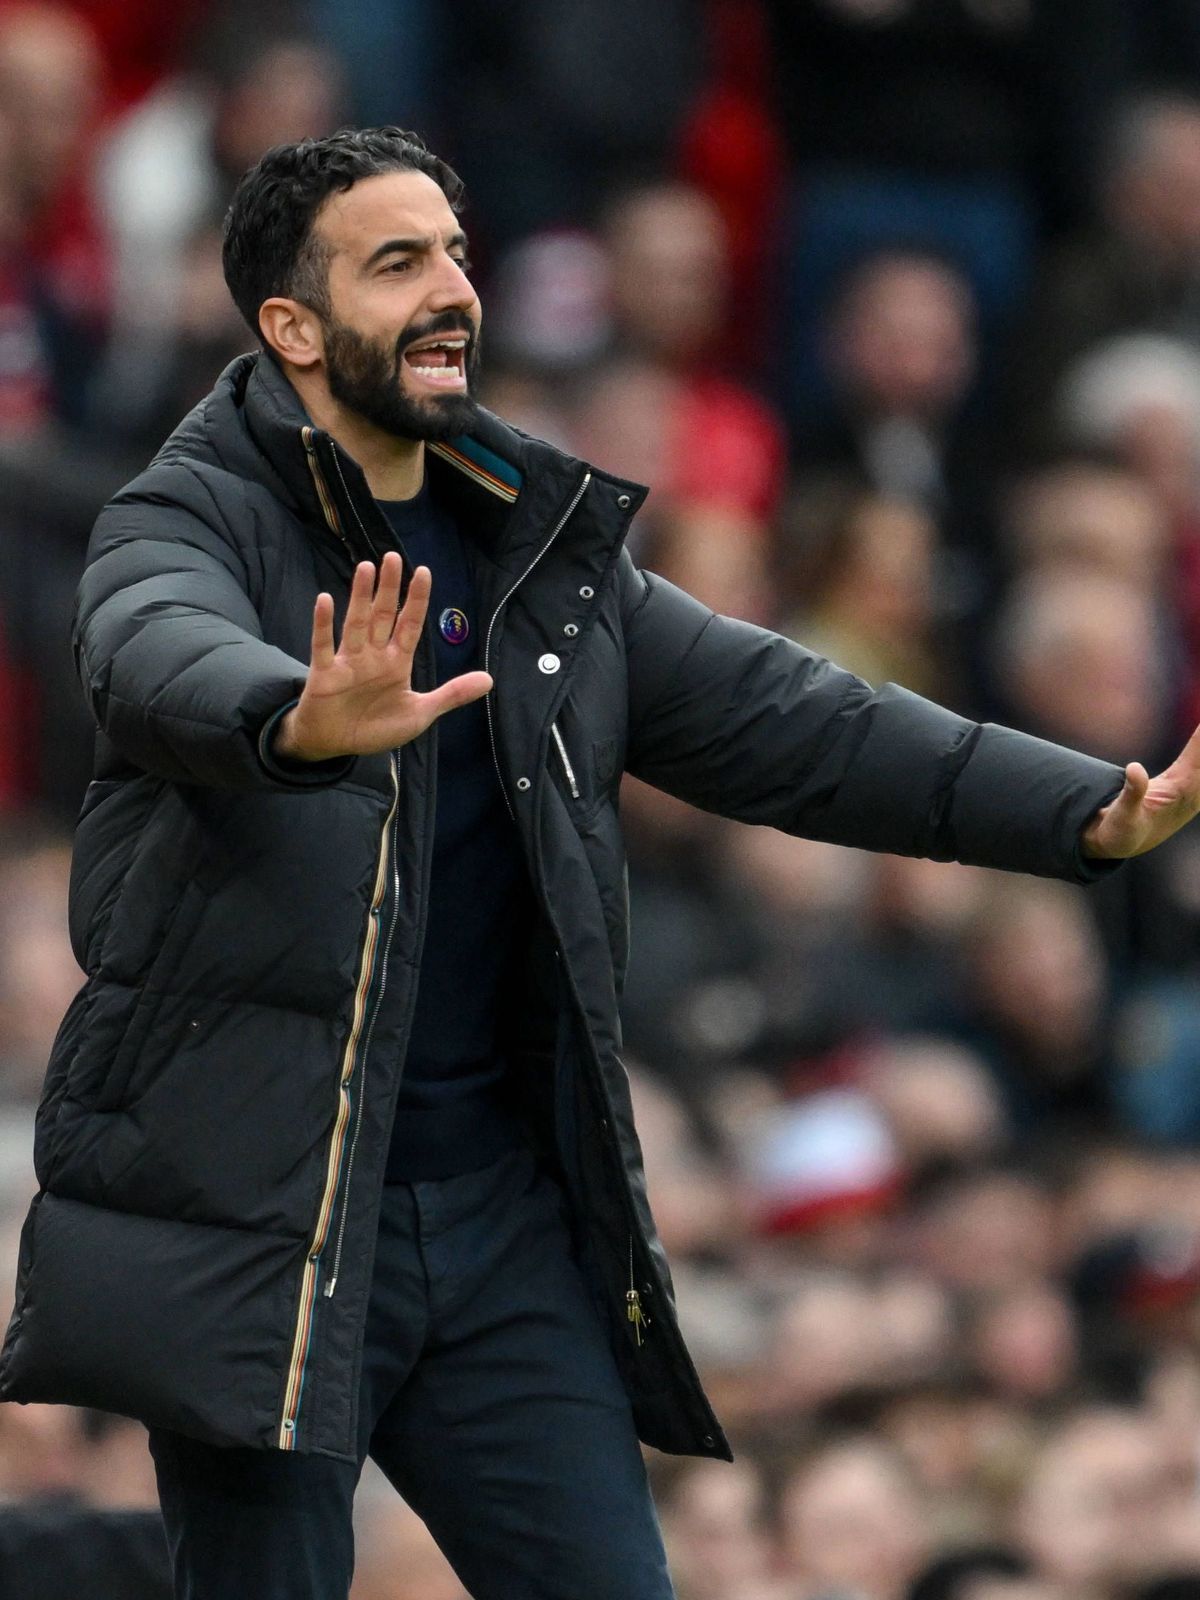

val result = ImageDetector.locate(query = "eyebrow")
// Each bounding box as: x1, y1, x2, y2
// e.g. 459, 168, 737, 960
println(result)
362, 230, 469, 270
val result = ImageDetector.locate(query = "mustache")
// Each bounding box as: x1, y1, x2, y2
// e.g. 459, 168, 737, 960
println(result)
396, 312, 478, 359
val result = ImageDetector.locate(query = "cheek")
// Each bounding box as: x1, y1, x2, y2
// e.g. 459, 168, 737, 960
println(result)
349, 283, 421, 338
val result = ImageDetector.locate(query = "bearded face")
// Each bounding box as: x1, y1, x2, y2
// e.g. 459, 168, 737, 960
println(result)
322, 309, 482, 442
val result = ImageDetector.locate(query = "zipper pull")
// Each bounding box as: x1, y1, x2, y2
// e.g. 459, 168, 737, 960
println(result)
324, 1277, 337, 1299
626, 1237, 648, 1346
626, 1287, 646, 1346
551, 722, 580, 799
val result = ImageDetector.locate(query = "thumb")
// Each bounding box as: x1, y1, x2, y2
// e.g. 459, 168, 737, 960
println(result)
1103, 761, 1150, 843
422, 670, 494, 724
1117, 761, 1151, 811
1083, 761, 1152, 859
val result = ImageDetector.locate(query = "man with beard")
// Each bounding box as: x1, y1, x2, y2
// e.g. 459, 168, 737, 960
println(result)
2, 128, 1199, 1600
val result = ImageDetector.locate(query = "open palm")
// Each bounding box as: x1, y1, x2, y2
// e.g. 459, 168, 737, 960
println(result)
275, 553, 492, 762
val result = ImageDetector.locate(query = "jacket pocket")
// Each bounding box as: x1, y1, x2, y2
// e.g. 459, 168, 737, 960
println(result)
94, 882, 205, 1113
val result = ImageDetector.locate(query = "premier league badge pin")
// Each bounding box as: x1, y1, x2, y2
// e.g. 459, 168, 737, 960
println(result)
439, 607, 470, 645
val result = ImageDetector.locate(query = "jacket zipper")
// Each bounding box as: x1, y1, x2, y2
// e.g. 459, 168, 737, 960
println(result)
326, 436, 385, 562
276, 758, 399, 1448
276, 759, 398, 1446
484, 471, 591, 818
324, 753, 402, 1299
550, 722, 580, 799
478, 467, 659, 1359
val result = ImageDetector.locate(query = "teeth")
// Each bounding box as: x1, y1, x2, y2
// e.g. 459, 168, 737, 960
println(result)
410, 365, 463, 380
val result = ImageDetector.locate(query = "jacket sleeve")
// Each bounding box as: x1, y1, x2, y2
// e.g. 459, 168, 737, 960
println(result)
74, 470, 352, 791
620, 555, 1124, 882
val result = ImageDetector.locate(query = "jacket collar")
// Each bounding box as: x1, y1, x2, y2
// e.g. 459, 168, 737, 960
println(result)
229, 350, 646, 570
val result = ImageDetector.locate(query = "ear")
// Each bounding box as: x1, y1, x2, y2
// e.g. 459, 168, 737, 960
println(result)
258, 297, 324, 369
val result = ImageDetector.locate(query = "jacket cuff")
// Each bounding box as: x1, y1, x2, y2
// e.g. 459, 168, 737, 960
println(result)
950, 723, 1128, 883
1071, 800, 1131, 883
256, 701, 356, 789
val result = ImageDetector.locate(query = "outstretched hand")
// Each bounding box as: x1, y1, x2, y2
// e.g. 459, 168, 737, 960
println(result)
1081, 722, 1200, 859
275, 553, 493, 762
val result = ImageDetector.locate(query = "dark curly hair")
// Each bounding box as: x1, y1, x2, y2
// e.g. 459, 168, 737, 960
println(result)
222, 126, 464, 340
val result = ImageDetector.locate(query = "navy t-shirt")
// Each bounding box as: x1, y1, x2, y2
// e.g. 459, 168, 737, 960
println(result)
378, 481, 533, 1181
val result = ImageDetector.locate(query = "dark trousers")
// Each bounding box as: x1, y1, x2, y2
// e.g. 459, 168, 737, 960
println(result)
149, 1143, 675, 1599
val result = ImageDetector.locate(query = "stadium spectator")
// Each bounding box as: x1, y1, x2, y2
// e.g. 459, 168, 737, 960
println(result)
446, 0, 703, 250
777, 1436, 929, 1600
0, 3, 110, 433
792, 251, 992, 564
776, 480, 946, 700
1012, 1409, 1172, 1597
760, 0, 1125, 420
95, 17, 343, 440
990, 571, 1168, 761
1009, 94, 1200, 450
573, 181, 786, 523
1000, 459, 1170, 592
1054, 334, 1200, 737
655, 1457, 788, 1600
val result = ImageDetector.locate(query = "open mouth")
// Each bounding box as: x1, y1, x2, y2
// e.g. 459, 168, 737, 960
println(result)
402, 336, 469, 390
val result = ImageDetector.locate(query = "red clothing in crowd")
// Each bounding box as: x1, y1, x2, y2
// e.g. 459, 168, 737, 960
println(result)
670, 372, 787, 522
58, 0, 210, 110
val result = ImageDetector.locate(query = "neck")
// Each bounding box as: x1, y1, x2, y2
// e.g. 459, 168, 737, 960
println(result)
286, 366, 426, 500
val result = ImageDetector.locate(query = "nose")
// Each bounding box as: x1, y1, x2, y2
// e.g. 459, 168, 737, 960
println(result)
427, 250, 476, 314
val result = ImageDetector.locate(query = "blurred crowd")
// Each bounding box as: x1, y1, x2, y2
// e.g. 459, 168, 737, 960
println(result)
0, 1, 1199, 1597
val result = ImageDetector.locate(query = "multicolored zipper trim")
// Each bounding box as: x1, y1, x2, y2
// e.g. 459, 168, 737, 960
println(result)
428, 440, 520, 503
277, 766, 398, 1449
301, 425, 350, 549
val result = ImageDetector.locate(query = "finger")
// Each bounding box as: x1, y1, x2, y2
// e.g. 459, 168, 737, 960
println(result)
310, 592, 336, 671
392, 565, 433, 662
1170, 721, 1200, 781
1101, 763, 1150, 842
420, 670, 494, 724
1120, 761, 1151, 807
369, 551, 404, 648
340, 561, 377, 654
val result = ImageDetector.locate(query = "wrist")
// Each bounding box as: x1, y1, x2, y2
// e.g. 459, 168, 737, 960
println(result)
274, 705, 347, 764
273, 706, 312, 762
1079, 819, 1106, 859
257, 700, 355, 789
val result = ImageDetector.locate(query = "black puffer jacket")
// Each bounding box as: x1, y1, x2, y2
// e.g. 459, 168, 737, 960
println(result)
0, 354, 1122, 1462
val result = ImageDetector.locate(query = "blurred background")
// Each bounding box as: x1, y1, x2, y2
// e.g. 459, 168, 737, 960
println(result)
2, 0, 1200, 1596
